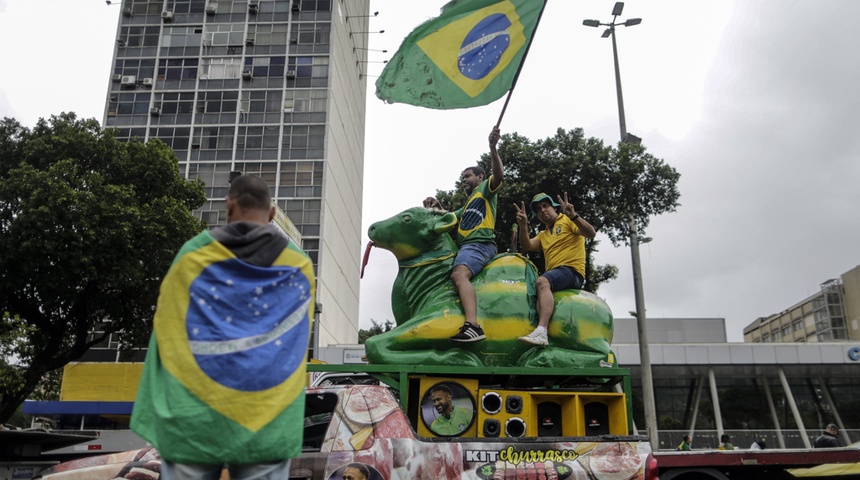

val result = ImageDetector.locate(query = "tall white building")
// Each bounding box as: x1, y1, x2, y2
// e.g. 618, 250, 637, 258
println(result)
103, 0, 369, 350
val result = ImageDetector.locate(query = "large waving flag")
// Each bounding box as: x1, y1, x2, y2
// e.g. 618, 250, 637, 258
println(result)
376, 0, 546, 109
131, 231, 314, 464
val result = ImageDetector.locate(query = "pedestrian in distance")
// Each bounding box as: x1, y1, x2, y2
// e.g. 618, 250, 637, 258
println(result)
814, 423, 842, 448
677, 435, 692, 451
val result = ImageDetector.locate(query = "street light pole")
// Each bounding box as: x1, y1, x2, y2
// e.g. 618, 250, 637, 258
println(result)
583, 2, 659, 449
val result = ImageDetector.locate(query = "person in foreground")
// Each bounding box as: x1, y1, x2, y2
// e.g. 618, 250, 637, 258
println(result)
131, 174, 315, 480
514, 192, 596, 345
424, 126, 503, 343
814, 423, 842, 448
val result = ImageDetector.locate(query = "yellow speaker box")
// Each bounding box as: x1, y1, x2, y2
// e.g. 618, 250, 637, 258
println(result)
477, 388, 532, 438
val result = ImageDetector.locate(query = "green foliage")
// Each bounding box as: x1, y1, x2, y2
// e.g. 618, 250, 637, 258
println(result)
434, 128, 680, 293
0, 112, 206, 423
358, 319, 394, 344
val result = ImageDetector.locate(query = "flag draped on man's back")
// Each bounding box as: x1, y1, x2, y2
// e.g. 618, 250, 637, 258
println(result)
375, 0, 546, 109
131, 231, 314, 464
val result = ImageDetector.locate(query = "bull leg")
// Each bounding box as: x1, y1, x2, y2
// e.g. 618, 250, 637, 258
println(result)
365, 326, 483, 367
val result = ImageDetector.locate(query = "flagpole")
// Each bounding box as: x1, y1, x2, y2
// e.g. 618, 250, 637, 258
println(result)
496, 0, 549, 128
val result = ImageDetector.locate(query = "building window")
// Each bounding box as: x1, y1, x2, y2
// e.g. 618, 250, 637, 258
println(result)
188, 162, 233, 198
157, 58, 199, 80
113, 58, 157, 84
282, 125, 325, 160
285, 89, 327, 112
201, 57, 242, 79
118, 25, 161, 48
193, 126, 235, 151
278, 161, 323, 198
149, 126, 192, 152
128, 0, 164, 16
288, 56, 329, 87
244, 56, 286, 77
248, 23, 289, 46
236, 125, 280, 160
203, 24, 245, 46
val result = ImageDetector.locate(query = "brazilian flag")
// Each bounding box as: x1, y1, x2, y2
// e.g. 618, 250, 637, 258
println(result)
131, 230, 314, 464
376, 0, 546, 109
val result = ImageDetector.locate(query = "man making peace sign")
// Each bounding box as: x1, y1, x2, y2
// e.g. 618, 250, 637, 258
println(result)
514, 192, 596, 345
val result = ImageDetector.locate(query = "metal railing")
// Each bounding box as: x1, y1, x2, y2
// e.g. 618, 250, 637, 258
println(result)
656, 429, 860, 451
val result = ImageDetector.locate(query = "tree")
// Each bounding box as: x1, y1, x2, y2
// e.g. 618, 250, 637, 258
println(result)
0, 112, 206, 423
432, 128, 680, 293
358, 319, 394, 344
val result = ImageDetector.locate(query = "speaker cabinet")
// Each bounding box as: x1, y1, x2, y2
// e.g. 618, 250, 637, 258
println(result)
477, 389, 532, 438
537, 401, 563, 437
584, 401, 610, 436
415, 377, 478, 438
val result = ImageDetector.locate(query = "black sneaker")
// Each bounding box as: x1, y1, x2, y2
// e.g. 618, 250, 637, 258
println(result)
450, 323, 486, 343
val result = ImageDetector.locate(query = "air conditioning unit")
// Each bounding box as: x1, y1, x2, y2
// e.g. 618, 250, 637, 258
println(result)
202, 38, 212, 46
291, 0, 300, 13
161, 10, 173, 21
122, 7, 132, 16
111, 74, 123, 82
283, 100, 294, 111
205, 5, 216, 15
120, 75, 136, 85
246, 36, 255, 46
116, 38, 126, 46
142, 78, 154, 87
242, 70, 253, 80
285, 70, 296, 79
150, 107, 161, 116
248, 0, 258, 13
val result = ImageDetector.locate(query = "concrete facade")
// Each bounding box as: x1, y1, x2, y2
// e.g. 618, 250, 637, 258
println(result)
103, 0, 369, 349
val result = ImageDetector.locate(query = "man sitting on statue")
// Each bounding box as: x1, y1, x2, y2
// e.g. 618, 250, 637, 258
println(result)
514, 192, 596, 346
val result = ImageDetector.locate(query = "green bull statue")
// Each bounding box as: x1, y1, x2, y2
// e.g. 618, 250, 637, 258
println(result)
364, 207, 616, 368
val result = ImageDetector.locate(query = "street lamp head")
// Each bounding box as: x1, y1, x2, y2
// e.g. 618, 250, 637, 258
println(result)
601, 28, 612, 38
612, 2, 624, 16
582, 19, 600, 27
624, 18, 642, 27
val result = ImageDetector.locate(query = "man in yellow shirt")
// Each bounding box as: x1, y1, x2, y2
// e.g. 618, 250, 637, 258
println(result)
514, 192, 596, 345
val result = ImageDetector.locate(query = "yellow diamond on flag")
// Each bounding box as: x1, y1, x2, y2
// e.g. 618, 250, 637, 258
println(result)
417, 0, 526, 98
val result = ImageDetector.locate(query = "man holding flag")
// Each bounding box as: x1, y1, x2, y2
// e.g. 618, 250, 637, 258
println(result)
131, 174, 314, 480
424, 126, 503, 342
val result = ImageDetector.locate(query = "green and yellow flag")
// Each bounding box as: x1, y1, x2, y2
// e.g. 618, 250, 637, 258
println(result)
376, 0, 546, 109
131, 231, 314, 464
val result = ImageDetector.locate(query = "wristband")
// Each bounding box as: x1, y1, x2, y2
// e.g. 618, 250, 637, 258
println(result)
571, 214, 580, 221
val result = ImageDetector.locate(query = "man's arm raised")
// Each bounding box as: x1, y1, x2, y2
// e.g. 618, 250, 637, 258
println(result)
489, 126, 503, 190
514, 201, 541, 252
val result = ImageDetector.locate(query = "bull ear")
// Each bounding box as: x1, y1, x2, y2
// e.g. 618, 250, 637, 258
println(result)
434, 212, 458, 234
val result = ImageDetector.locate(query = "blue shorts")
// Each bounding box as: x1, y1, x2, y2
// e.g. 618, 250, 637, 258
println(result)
454, 242, 498, 276
542, 266, 585, 291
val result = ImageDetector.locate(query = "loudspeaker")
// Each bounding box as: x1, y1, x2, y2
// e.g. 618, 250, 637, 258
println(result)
537, 401, 563, 437
481, 391, 502, 415
483, 418, 500, 437
584, 401, 610, 436
505, 417, 527, 437
505, 395, 523, 414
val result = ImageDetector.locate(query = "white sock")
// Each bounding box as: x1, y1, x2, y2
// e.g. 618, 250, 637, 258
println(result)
535, 326, 547, 333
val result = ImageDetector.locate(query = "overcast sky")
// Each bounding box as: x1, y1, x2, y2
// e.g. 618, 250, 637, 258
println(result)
1, 1, 858, 342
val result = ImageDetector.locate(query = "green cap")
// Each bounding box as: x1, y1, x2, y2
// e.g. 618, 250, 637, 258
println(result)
530, 193, 560, 213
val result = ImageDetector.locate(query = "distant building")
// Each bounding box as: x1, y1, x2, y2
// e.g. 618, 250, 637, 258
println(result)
103, 0, 371, 350
743, 265, 860, 343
